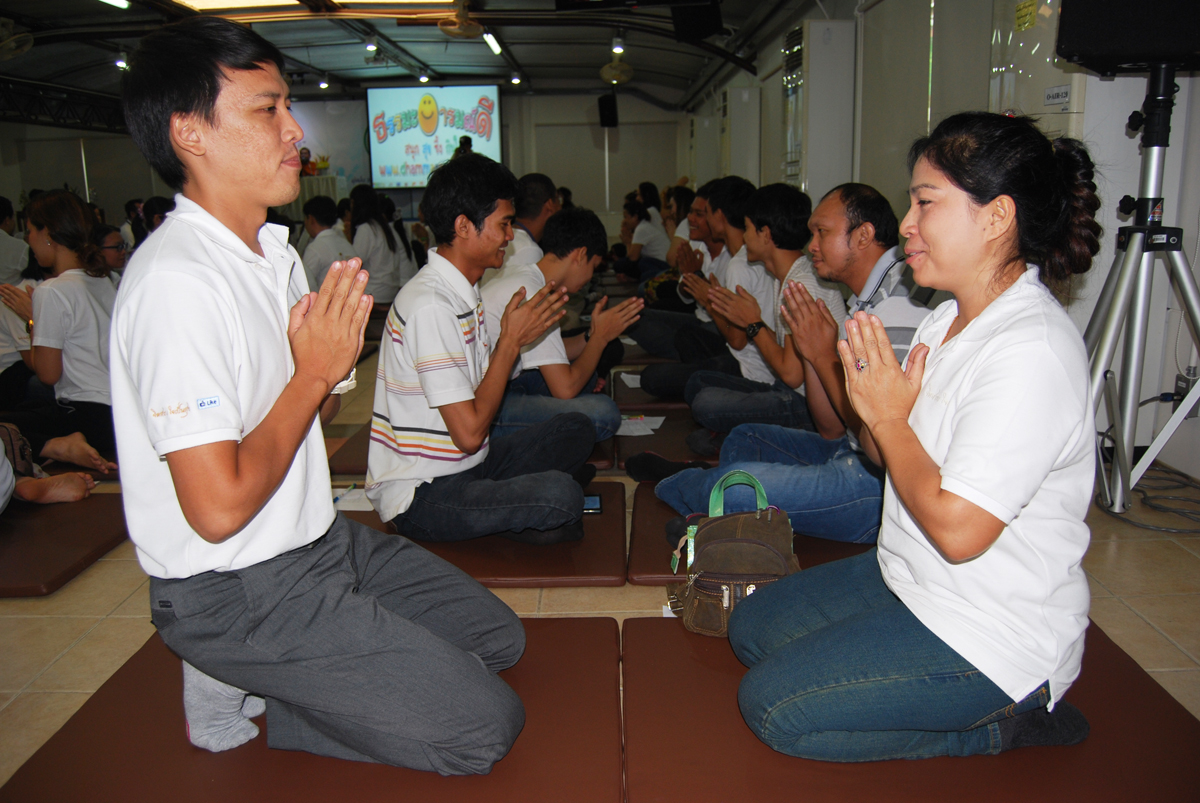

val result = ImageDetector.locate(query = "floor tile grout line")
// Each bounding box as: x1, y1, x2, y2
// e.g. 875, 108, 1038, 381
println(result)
1107, 594, 1200, 667
8, 617, 106, 706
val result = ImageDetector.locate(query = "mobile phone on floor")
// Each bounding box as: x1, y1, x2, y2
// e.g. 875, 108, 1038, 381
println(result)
583, 494, 602, 514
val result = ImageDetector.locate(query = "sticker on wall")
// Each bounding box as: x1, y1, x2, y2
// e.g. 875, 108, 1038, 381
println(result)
1015, 0, 1037, 32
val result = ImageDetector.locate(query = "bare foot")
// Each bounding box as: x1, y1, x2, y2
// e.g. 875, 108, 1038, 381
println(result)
39, 432, 117, 474
14, 473, 95, 503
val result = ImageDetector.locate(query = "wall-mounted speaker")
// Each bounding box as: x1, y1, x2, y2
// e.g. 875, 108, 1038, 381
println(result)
598, 94, 619, 128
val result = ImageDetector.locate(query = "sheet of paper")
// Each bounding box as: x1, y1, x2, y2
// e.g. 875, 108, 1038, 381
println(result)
332, 488, 373, 511
616, 415, 666, 437
619, 336, 637, 346
620, 372, 642, 388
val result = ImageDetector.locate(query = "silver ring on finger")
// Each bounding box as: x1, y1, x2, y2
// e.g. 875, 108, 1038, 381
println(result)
855, 357, 869, 372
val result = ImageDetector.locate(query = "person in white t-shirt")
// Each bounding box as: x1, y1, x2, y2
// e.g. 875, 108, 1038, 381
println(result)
367, 152, 594, 545
0, 191, 118, 474
726, 112, 1099, 761
114, 17, 530, 773
350, 184, 412, 305
505, 172, 560, 269
300, 194, 358, 289
663, 185, 696, 264
0, 197, 29, 286
620, 201, 671, 280
482, 207, 643, 442
637, 181, 665, 231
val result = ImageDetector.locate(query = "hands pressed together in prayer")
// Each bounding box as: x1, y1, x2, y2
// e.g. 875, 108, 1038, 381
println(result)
589, 294, 644, 342
500, 281, 570, 349
837, 311, 929, 436
289, 258, 372, 396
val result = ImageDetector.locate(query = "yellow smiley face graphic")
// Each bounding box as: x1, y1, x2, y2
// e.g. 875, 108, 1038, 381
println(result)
418, 94, 439, 135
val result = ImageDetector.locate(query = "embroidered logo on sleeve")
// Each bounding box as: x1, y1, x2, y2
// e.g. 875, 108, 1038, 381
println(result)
197, 396, 221, 410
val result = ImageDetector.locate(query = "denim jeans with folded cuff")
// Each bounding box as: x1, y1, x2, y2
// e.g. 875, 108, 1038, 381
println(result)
683, 371, 814, 433
653, 424, 883, 544
729, 549, 1052, 762
393, 412, 594, 542
491, 369, 620, 442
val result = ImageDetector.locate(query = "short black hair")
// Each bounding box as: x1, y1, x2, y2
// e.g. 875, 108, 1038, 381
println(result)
822, 183, 900, 249
423, 152, 518, 245
638, 181, 661, 211
515, 173, 558, 220
122, 16, 286, 190
541, 207, 608, 261
623, 200, 649, 222
707, 175, 756, 232
0, 196, 12, 223
302, 195, 339, 228
142, 196, 176, 230
695, 179, 720, 201
124, 198, 142, 218
337, 197, 352, 219
744, 184, 813, 251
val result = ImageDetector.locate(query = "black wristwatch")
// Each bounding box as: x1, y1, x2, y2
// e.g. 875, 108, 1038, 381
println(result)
744, 320, 765, 339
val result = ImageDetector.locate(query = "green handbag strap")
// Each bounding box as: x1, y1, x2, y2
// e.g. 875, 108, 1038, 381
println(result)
707, 469, 769, 517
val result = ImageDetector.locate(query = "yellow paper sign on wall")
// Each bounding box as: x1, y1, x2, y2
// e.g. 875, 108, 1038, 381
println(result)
1015, 0, 1037, 32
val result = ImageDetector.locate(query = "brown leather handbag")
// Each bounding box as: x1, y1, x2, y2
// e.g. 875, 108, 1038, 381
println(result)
666, 470, 800, 637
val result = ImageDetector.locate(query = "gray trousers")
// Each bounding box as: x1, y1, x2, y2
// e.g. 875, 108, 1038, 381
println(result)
149, 514, 526, 775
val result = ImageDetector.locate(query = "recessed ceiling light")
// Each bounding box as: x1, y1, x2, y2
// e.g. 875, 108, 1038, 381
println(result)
483, 32, 502, 55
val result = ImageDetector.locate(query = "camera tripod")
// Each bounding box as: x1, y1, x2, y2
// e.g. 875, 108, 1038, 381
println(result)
1085, 64, 1200, 512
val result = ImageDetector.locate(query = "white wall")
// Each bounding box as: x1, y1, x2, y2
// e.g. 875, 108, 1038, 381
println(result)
502, 93, 686, 240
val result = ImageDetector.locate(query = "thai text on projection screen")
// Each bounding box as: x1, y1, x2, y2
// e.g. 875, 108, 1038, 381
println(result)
367, 85, 501, 189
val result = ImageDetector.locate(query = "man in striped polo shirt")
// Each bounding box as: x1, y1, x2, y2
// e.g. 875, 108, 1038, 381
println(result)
366, 153, 596, 544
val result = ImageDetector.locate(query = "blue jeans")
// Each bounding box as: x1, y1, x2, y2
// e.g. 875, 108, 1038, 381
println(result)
393, 412, 593, 542
684, 371, 813, 433
654, 424, 884, 543
491, 369, 620, 441
729, 550, 1050, 761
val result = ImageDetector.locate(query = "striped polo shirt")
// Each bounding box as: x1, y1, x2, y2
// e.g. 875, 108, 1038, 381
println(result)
366, 250, 491, 521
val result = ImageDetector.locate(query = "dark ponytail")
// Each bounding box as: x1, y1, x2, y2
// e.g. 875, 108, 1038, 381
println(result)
908, 112, 1102, 295
27, 190, 109, 278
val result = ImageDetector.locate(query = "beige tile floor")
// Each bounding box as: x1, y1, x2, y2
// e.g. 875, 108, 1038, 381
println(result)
3, 357, 1200, 786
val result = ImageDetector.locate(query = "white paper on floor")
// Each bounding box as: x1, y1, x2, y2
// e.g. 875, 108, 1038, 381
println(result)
616, 415, 666, 437
662, 604, 678, 618
620, 372, 642, 388
619, 336, 637, 346
332, 488, 373, 511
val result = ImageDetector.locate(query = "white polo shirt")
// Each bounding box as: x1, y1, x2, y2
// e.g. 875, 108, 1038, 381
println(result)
353, 220, 401, 305
366, 251, 491, 522
673, 217, 692, 242
32, 270, 115, 404
0, 279, 37, 373
110, 194, 335, 579
877, 268, 1093, 707
302, 227, 358, 290
0, 229, 28, 286
723, 246, 775, 385
504, 226, 542, 269
480, 261, 567, 378
632, 220, 670, 262
692, 245, 731, 324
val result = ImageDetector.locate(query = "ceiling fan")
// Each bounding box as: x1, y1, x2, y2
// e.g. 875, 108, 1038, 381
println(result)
600, 53, 634, 85
439, 0, 484, 39
0, 19, 34, 61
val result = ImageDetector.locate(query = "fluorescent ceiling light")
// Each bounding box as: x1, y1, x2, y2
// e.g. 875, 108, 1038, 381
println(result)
483, 32, 502, 55
174, 0, 299, 10
97, 0, 131, 8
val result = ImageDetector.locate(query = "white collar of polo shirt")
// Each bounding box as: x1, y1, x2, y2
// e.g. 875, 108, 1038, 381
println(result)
425, 249, 483, 308
169, 194, 297, 295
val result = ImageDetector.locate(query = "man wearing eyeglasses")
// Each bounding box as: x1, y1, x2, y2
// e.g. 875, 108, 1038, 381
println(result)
93, 225, 129, 278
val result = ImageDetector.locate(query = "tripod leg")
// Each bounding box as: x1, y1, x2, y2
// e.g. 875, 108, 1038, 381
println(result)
1084, 248, 1127, 356
1103, 370, 1132, 512
1090, 232, 1146, 411
1165, 250, 1200, 345
1114, 249, 1157, 511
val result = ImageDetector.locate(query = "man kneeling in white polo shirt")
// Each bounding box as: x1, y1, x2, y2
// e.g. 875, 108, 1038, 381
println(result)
366, 153, 596, 544
113, 17, 529, 773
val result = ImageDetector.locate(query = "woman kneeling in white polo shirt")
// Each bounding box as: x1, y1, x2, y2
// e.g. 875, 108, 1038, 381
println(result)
727, 111, 1100, 761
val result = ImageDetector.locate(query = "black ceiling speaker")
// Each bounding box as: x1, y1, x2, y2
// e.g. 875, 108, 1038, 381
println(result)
671, 0, 723, 43
599, 93, 618, 128
1056, 0, 1200, 75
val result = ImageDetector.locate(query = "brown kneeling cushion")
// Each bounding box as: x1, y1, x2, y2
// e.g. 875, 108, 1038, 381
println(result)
616, 408, 718, 469
627, 481, 873, 585
0, 494, 128, 597
330, 423, 615, 477
622, 618, 1200, 802
0, 618, 622, 803
343, 481, 626, 587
